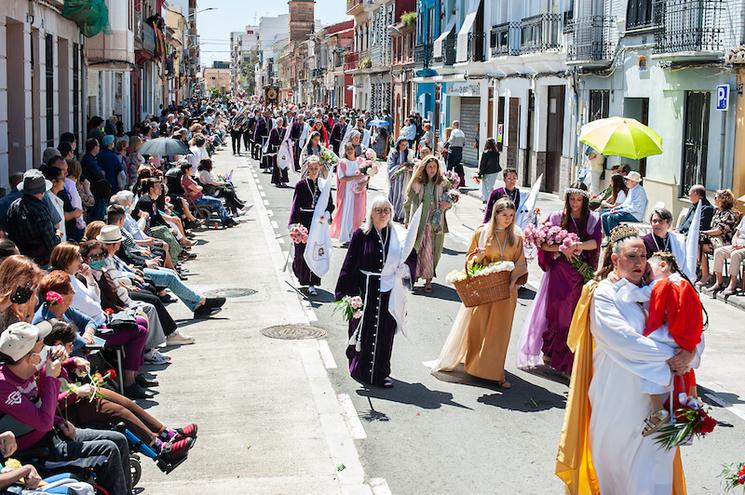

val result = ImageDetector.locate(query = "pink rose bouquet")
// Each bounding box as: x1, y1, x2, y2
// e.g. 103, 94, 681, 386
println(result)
289, 224, 309, 244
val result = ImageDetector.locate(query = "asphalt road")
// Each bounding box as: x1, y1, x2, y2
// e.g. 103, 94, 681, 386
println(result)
246, 153, 743, 495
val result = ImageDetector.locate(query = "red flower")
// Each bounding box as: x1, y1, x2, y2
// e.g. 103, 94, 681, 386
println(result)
104, 308, 115, 314
737, 465, 745, 485
697, 412, 717, 434
106, 369, 117, 380
45, 291, 64, 305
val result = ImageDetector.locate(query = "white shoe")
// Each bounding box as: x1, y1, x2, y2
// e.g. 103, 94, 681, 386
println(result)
166, 332, 195, 345
240, 204, 254, 214
308, 286, 317, 296
144, 349, 172, 365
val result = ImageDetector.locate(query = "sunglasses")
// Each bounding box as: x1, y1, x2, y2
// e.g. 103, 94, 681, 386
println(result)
374, 208, 391, 214
87, 253, 105, 260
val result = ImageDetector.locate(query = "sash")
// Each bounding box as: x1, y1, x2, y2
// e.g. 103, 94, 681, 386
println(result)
277, 125, 294, 170
304, 177, 333, 278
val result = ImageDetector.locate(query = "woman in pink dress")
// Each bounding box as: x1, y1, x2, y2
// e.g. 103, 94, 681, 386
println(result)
330, 143, 368, 246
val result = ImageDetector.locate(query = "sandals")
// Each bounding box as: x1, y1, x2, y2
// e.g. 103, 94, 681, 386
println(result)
497, 381, 512, 389
642, 409, 670, 437
722, 287, 737, 297
424, 286, 433, 293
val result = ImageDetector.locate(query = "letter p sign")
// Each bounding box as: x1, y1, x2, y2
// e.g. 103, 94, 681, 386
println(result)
716, 85, 729, 111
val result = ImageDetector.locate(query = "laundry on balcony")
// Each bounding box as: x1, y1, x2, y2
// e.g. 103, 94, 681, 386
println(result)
62, 0, 110, 38
433, 19, 457, 63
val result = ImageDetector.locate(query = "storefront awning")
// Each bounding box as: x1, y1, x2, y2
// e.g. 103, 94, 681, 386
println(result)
456, 10, 478, 62
433, 19, 456, 60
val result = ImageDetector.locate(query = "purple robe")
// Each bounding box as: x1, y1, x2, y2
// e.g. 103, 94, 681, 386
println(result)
268, 128, 288, 185
289, 178, 335, 286
484, 187, 521, 223
517, 210, 601, 374
335, 227, 397, 386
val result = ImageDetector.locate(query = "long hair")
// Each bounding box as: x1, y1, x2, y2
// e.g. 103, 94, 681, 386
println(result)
609, 174, 628, 204
0, 255, 43, 311
361, 196, 393, 234
483, 138, 497, 153
406, 155, 444, 197
561, 181, 590, 239
305, 131, 321, 153
484, 198, 517, 247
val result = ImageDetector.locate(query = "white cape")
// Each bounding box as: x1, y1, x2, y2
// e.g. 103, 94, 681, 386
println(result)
304, 176, 333, 278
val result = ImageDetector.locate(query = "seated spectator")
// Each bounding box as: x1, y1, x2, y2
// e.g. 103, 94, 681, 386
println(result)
698, 189, 741, 287
5, 170, 61, 266
132, 179, 191, 261
197, 158, 249, 215
0, 255, 43, 331
0, 322, 131, 495
678, 184, 714, 235
33, 271, 150, 399
180, 162, 237, 227
599, 173, 628, 211
600, 171, 648, 236
0, 173, 24, 233
711, 213, 745, 296
44, 321, 196, 467
97, 226, 225, 319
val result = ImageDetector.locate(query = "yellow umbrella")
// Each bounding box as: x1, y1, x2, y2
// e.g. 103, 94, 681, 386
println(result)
579, 117, 663, 160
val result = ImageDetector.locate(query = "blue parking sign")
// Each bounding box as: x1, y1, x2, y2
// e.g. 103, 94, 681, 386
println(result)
716, 84, 729, 111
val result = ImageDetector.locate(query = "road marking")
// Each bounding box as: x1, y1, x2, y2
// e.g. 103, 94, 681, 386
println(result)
369, 478, 392, 495
337, 393, 367, 440
263, 199, 270, 206
260, 191, 267, 198
271, 220, 279, 230
257, 184, 263, 191
266, 209, 274, 217
704, 391, 745, 422
318, 340, 337, 369
277, 237, 285, 244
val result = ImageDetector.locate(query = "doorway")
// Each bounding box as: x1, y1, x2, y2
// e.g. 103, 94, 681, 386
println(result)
524, 89, 535, 186
623, 97, 650, 177
545, 85, 565, 193
508, 97, 520, 167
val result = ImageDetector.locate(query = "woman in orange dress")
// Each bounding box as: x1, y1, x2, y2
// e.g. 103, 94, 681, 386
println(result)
430, 198, 528, 387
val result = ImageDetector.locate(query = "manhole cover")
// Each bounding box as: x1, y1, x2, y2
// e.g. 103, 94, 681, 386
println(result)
203, 288, 257, 298
261, 324, 327, 340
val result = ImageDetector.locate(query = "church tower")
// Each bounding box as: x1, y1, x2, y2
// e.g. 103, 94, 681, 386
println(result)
288, 0, 315, 42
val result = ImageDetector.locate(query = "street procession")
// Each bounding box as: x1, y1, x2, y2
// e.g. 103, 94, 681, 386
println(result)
0, 0, 744, 493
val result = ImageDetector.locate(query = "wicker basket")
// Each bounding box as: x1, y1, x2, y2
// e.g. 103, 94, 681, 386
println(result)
452, 263, 512, 308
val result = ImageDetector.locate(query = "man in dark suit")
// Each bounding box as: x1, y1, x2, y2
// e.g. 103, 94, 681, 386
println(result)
330, 115, 348, 156
289, 114, 305, 172
677, 184, 715, 235
253, 113, 270, 164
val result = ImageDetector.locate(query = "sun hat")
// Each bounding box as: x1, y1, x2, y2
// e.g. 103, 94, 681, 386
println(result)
96, 225, 123, 244
626, 171, 643, 183
0, 322, 53, 362
18, 169, 52, 195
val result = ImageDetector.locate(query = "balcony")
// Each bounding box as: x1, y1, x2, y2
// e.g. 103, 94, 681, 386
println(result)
468, 32, 486, 62
653, 0, 724, 61
343, 51, 359, 72
346, 0, 364, 15
142, 23, 156, 54
490, 22, 520, 57
414, 43, 433, 67
520, 13, 563, 54
443, 37, 456, 65
566, 16, 616, 67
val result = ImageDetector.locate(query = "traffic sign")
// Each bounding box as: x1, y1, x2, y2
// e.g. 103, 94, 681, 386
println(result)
716, 84, 729, 111
288, 90, 294, 97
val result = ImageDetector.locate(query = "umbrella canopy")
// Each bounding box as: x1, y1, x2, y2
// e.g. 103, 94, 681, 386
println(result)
579, 117, 662, 160
138, 137, 190, 157
367, 119, 390, 128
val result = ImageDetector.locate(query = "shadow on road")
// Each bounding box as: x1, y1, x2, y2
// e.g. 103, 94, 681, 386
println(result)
476, 373, 567, 412
355, 379, 472, 411
411, 283, 461, 302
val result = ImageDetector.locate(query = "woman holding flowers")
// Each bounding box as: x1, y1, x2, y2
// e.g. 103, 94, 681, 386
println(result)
387, 137, 415, 223
517, 182, 601, 375
430, 198, 528, 385
404, 156, 451, 292
300, 131, 333, 179
331, 143, 370, 246
289, 156, 335, 296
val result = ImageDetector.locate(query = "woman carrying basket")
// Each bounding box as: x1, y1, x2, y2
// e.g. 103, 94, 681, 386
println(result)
429, 198, 528, 386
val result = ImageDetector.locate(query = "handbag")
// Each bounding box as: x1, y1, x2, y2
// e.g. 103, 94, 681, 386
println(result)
106, 310, 138, 331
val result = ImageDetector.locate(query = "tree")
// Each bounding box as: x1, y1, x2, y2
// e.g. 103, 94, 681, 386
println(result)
239, 50, 260, 95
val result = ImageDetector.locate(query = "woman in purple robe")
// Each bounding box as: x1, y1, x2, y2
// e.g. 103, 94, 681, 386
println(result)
289, 157, 334, 295
335, 198, 399, 388
269, 118, 288, 187
517, 182, 601, 376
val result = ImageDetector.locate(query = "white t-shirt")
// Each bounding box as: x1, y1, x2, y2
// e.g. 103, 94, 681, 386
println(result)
734, 216, 745, 246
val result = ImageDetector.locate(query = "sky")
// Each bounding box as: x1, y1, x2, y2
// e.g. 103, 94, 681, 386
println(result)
196, 0, 348, 67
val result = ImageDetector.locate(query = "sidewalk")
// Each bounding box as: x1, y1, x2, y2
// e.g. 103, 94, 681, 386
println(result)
137, 148, 372, 494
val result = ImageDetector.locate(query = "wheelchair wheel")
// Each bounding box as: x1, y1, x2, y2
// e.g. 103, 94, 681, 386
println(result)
194, 205, 212, 220
130, 455, 142, 487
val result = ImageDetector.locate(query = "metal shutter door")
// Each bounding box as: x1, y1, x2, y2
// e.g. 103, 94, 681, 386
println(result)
460, 97, 480, 166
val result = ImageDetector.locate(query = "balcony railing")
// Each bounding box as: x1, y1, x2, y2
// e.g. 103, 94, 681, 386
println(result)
343, 52, 359, 72
346, 0, 364, 15
443, 37, 456, 65
414, 43, 433, 67
520, 13, 563, 54
654, 0, 724, 55
468, 32, 486, 62
490, 22, 520, 56
567, 16, 616, 64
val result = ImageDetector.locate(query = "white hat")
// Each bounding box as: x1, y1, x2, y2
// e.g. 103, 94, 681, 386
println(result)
626, 171, 643, 183
0, 322, 53, 362
96, 225, 123, 244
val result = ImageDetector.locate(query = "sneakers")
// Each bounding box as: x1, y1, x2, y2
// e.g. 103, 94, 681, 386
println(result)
124, 382, 150, 400
308, 286, 317, 296
173, 423, 198, 442
158, 437, 195, 464
166, 332, 195, 345
144, 349, 172, 365
240, 204, 254, 214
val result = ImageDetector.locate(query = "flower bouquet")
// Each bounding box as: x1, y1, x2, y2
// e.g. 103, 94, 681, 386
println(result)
653, 393, 718, 451
334, 295, 364, 321
320, 148, 339, 168
60, 368, 117, 404
289, 224, 309, 244
522, 223, 596, 282
356, 158, 379, 177
720, 462, 745, 493
446, 260, 516, 307
443, 170, 461, 190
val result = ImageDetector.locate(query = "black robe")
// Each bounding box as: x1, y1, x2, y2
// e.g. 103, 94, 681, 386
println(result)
289, 178, 335, 286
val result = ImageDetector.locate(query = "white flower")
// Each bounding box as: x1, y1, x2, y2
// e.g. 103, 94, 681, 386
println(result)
364, 149, 377, 160
350, 296, 363, 309
353, 310, 363, 319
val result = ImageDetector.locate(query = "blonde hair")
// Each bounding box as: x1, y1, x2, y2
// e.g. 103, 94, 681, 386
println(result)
715, 189, 735, 210
49, 243, 81, 272
83, 221, 106, 243
406, 155, 444, 197
361, 196, 393, 234
484, 198, 517, 247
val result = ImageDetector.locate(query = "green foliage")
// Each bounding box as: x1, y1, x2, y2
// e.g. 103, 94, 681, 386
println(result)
401, 11, 417, 27
359, 56, 372, 69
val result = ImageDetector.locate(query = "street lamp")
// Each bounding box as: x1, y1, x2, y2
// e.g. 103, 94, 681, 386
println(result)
188, 7, 217, 18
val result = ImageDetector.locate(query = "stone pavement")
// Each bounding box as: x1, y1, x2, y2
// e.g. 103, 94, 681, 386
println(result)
136, 148, 375, 494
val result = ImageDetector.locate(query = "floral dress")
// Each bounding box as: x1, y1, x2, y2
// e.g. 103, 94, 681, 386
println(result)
706, 208, 741, 246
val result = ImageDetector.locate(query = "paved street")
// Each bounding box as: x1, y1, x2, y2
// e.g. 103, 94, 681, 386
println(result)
133, 147, 745, 494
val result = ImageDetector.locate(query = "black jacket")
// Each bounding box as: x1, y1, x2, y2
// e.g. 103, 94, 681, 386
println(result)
478, 150, 501, 177
678, 196, 714, 234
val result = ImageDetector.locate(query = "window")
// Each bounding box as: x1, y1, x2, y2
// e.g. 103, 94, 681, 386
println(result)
681, 91, 710, 195
45, 33, 54, 148
588, 90, 610, 121
627, 0, 655, 29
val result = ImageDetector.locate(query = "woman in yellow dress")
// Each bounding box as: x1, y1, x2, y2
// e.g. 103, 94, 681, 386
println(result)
430, 198, 528, 387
